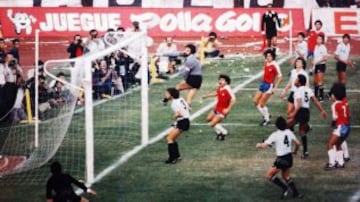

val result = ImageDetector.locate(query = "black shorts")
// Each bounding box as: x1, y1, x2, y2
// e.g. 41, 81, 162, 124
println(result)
336, 61, 347, 72
176, 119, 190, 131
273, 153, 293, 170
287, 91, 294, 103
266, 31, 277, 40
186, 75, 202, 89
315, 64, 326, 74
295, 108, 310, 124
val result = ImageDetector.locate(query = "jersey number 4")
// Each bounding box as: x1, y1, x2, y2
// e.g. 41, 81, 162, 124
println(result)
284, 135, 290, 147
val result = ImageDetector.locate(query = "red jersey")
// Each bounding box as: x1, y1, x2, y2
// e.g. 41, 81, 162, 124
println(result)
307, 30, 325, 52
331, 99, 350, 126
263, 61, 281, 84
215, 85, 235, 114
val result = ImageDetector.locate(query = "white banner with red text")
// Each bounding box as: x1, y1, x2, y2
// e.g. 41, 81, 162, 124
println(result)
312, 8, 360, 36
0, 8, 305, 38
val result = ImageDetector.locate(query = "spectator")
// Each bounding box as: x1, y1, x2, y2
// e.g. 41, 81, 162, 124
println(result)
9, 79, 27, 123
261, 3, 281, 49
0, 54, 23, 121
93, 59, 117, 99
203, 32, 223, 58
156, 36, 178, 74
8, 39, 20, 64
0, 38, 6, 61
67, 34, 83, 58
116, 49, 134, 90
85, 29, 105, 54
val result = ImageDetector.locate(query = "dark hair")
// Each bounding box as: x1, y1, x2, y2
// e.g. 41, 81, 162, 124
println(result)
264, 49, 276, 60
185, 44, 196, 54
56, 72, 66, 77
330, 83, 346, 100
50, 161, 62, 174
117, 27, 125, 32
73, 34, 81, 40
275, 116, 287, 131
294, 57, 307, 70
12, 39, 20, 45
298, 32, 305, 38
209, 32, 217, 38
297, 74, 307, 86
343, 33, 350, 40
107, 28, 115, 32
317, 34, 325, 44
167, 88, 179, 99
314, 20, 323, 26
219, 74, 231, 84
0, 38, 5, 42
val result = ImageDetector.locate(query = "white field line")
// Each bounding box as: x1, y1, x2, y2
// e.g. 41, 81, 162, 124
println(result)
190, 122, 360, 128
89, 55, 290, 186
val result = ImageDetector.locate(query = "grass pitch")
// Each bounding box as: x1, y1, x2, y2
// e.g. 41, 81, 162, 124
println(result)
1, 55, 360, 202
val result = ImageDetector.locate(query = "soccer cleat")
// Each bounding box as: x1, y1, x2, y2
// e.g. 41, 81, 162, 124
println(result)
260, 119, 270, 127
335, 163, 345, 169
293, 193, 304, 199
165, 158, 177, 164
216, 133, 222, 140
280, 188, 290, 199
301, 152, 309, 159
220, 134, 226, 141
324, 163, 336, 171
344, 157, 350, 162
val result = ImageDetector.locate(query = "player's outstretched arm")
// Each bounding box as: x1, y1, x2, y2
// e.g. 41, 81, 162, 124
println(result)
201, 92, 217, 99
256, 142, 269, 149
311, 96, 327, 119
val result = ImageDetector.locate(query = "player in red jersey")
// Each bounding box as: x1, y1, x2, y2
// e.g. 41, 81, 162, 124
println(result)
307, 20, 325, 62
324, 83, 351, 170
202, 74, 236, 140
253, 49, 282, 126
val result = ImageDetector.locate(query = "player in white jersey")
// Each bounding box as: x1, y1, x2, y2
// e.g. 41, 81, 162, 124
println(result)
288, 74, 327, 158
256, 116, 302, 199
311, 34, 328, 101
280, 57, 309, 118
163, 88, 190, 164
290, 32, 308, 65
334, 34, 355, 84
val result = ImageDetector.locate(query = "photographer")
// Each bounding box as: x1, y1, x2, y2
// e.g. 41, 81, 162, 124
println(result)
0, 53, 23, 122
67, 34, 83, 58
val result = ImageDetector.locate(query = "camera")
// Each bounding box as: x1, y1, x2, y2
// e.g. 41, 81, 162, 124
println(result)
8, 59, 17, 69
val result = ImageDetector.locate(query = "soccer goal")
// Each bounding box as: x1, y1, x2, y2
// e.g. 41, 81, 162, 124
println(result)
0, 30, 149, 185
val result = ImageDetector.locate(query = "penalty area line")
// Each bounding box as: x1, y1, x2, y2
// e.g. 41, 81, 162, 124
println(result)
89, 56, 291, 186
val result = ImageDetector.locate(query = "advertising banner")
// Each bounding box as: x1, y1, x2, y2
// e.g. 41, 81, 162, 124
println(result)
0, 7, 305, 37
312, 8, 360, 36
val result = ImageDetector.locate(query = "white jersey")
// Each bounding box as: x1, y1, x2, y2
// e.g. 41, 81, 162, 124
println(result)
171, 97, 190, 120
313, 44, 328, 65
335, 42, 350, 62
265, 129, 297, 156
294, 40, 308, 59
289, 69, 308, 92
294, 86, 314, 109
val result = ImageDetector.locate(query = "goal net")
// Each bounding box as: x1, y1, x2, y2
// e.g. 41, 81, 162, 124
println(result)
0, 30, 149, 185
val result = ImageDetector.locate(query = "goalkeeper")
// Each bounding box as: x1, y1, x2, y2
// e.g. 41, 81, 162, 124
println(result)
46, 161, 96, 202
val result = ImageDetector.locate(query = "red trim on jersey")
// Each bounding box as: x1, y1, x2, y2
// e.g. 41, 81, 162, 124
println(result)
215, 86, 232, 114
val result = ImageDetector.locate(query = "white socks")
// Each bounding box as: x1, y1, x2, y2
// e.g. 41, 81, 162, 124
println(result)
214, 124, 228, 135
336, 150, 344, 166
341, 141, 350, 159
328, 149, 336, 166
257, 105, 270, 121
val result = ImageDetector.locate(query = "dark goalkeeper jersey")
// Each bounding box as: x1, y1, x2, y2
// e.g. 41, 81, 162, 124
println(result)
46, 173, 88, 202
